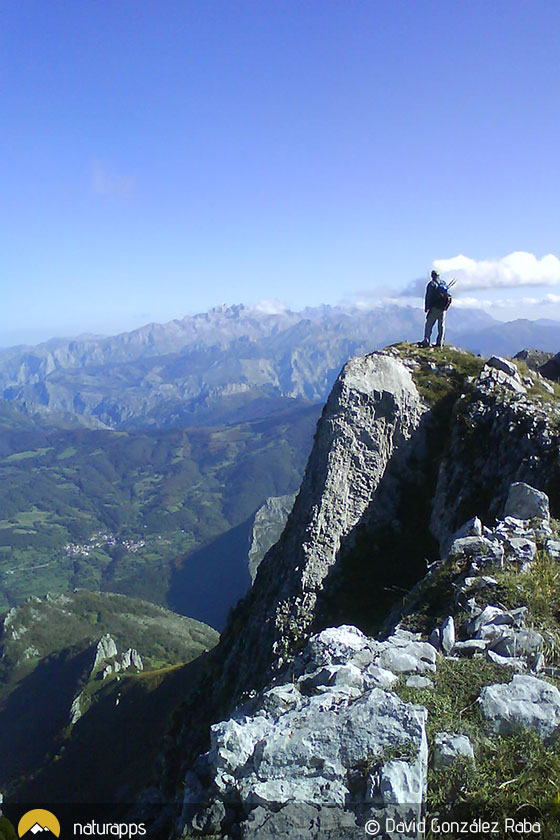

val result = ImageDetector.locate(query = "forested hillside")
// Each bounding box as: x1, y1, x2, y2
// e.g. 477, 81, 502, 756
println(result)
0, 401, 319, 618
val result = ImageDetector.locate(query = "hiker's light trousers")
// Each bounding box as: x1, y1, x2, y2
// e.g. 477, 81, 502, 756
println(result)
424, 307, 446, 346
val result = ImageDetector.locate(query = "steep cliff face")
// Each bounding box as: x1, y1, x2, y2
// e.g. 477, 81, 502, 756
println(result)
431, 359, 560, 551
170, 346, 560, 837
216, 352, 428, 701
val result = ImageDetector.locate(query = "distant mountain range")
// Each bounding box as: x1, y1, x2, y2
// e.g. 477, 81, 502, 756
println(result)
0, 303, 425, 428
4, 303, 557, 429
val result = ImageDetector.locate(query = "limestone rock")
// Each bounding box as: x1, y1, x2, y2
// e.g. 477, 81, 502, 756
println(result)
433, 732, 475, 769
428, 627, 441, 651
169, 348, 560, 837
259, 684, 302, 717
440, 616, 455, 654
304, 625, 371, 670
240, 803, 359, 840
502, 536, 536, 568
190, 799, 226, 835
188, 623, 430, 836
247, 493, 296, 583
504, 482, 550, 522
208, 687, 428, 809
362, 664, 399, 690
490, 629, 543, 661
93, 634, 118, 670
513, 348, 554, 372
121, 648, 143, 670
539, 352, 560, 382
547, 539, 560, 560
69, 691, 85, 725
479, 675, 560, 742
431, 378, 560, 553
470, 605, 527, 636
406, 676, 433, 689
450, 516, 483, 541
486, 356, 520, 379
376, 757, 426, 807
299, 663, 366, 695
486, 650, 527, 672
376, 640, 437, 675
452, 639, 489, 656
477, 364, 526, 394
448, 536, 504, 567
213, 351, 428, 700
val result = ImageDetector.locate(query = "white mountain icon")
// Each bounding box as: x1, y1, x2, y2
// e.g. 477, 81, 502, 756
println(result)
29, 826, 47, 834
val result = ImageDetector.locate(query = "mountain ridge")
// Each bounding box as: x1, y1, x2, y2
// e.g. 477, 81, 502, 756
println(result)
0, 303, 540, 430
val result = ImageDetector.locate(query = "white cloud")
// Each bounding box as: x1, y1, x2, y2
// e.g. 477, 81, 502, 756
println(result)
350, 295, 421, 311
253, 299, 290, 314
432, 252, 560, 291
454, 292, 560, 309
451, 292, 560, 321
452, 296, 494, 309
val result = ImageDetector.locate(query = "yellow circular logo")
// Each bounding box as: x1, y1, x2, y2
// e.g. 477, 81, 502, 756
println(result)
17, 810, 60, 838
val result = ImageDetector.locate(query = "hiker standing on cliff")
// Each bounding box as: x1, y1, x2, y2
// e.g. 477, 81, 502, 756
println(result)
420, 270, 452, 347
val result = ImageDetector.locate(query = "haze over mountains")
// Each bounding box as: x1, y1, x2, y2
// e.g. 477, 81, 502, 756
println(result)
1, 301, 559, 625
2, 302, 559, 429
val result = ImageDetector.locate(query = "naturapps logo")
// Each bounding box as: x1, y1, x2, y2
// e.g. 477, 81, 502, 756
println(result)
17, 810, 61, 840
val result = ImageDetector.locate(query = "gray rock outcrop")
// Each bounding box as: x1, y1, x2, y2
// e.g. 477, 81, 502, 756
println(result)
419, 488, 549, 670
539, 351, 560, 382
513, 348, 554, 372
504, 482, 550, 522
216, 352, 427, 701
440, 617, 455, 654
486, 356, 521, 379
181, 625, 429, 839
69, 692, 85, 725
431, 358, 560, 551
93, 634, 118, 669
479, 675, 560, 743
247, 494, 296, 583
433, 732, 475, 769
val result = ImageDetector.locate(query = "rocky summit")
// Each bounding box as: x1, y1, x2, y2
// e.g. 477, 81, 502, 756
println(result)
160, 343, 560, 839
9, 344, 560, 835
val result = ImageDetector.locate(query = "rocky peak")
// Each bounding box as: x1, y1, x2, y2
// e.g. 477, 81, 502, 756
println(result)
163, 344, 560, 831
179, 346, 560, 707
216, 350, 428, 700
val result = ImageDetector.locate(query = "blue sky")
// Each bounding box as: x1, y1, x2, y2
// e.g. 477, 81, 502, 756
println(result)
2, 0, 560, 345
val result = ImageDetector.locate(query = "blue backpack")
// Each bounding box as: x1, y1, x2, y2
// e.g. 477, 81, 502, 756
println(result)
429, 281, 452, 311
